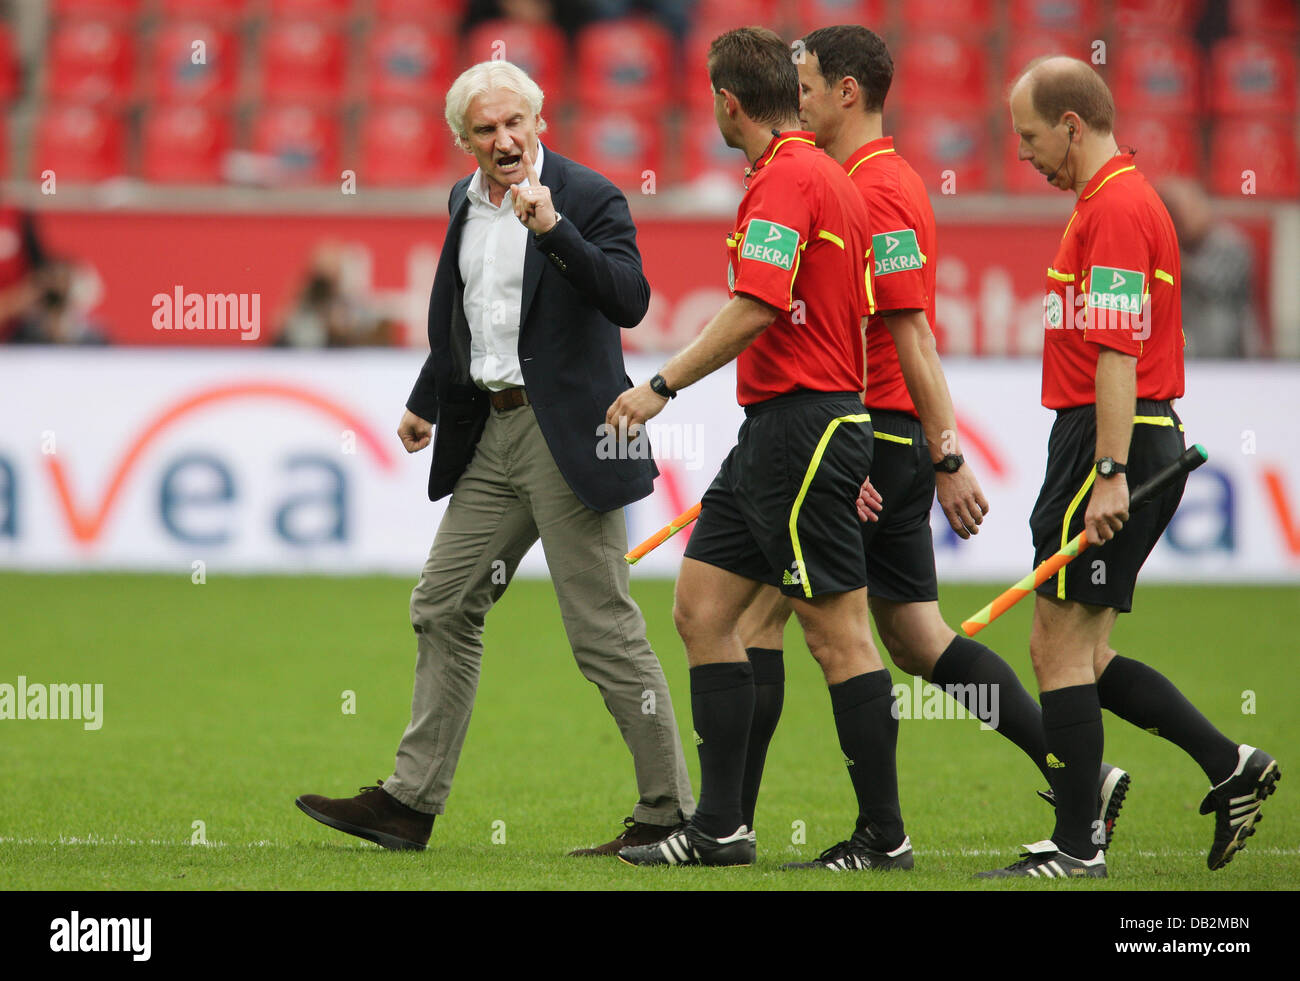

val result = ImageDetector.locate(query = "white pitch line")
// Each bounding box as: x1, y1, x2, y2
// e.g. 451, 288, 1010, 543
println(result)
0, 836, 278, 848
2, 837, 1297, 858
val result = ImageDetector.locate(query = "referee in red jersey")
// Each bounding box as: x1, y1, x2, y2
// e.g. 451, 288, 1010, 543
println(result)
980, 57, 1279, 878
609, 26, 907, 868
736, 25, 1127, 872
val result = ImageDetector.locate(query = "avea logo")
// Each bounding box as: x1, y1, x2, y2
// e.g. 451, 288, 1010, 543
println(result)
1, 382, 395, 548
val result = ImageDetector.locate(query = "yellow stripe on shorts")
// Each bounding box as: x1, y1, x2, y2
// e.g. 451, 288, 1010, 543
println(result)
874, 431, 913, 445
1058, 465, 1097, 599
789, 412, 872, 599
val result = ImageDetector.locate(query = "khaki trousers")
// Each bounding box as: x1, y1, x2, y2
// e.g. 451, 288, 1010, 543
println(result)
383, 403, 695, 825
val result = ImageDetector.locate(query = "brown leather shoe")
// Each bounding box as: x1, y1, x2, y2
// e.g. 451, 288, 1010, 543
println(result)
296, 781, 434, 851
567, 816, 687, 857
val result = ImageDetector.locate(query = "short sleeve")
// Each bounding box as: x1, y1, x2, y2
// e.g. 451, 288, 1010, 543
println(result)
867, 195, 928, 314
1079, 204, 1151, 356
731, 171, 813, 312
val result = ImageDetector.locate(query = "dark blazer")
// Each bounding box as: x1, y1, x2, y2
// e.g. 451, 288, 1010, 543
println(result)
406, 145, 658, 513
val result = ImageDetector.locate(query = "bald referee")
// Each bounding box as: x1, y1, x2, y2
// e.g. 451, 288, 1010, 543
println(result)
980, 57, 1279, 878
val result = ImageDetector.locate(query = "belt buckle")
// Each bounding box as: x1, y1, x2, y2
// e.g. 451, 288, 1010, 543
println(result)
490, 387, 528, 411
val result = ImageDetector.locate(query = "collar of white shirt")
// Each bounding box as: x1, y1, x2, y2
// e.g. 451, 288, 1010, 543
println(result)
467, 142, 546, 209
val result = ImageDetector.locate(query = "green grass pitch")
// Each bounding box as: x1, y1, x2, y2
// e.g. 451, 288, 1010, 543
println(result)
0, 571, 1294, 891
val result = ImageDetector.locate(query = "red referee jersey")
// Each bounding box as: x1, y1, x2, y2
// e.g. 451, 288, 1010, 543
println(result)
845, 137, 936, 416
1042, 154, 1186, 409
726, 131, 873, 406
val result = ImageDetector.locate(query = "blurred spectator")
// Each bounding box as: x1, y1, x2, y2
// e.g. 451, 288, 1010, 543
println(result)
8, 259, 109, 346
1159, 178, 1265, 358
586, 0, 692, 37
274, 244, 397, 347
0, 205, 50, 341
463, 0, 592, 35
463, 0, 689, 36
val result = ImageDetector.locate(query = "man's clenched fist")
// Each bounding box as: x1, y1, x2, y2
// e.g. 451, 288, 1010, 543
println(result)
398, 409, 432, 453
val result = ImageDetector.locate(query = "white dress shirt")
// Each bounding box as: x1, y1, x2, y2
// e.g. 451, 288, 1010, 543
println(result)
458, 142, 546, 391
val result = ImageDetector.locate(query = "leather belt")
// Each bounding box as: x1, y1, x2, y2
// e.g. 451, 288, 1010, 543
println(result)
488, 387, 529, 411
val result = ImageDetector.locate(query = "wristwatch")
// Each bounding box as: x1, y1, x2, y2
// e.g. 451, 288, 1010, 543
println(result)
1095, 457, 1127, 479
934, 453, 964, 474
649, 373, 676, 399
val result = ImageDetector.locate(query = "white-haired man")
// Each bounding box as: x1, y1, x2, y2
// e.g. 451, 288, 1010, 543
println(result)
297, 60, 695, 854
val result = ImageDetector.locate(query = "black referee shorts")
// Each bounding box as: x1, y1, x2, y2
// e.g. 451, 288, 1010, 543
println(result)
861, 409, 940, 604
684, 390, 872, 598
1029, 398, 1186, 613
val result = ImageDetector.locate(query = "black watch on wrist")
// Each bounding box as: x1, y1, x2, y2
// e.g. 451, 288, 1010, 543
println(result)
1095, 457, 1127, 479
934, 453, 964, 474
649, 373, 676, 399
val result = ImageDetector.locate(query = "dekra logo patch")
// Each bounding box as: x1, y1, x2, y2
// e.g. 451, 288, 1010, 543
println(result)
741, 219, 799, 270
1088, 265, 1145, 313
872, 229, 922, 276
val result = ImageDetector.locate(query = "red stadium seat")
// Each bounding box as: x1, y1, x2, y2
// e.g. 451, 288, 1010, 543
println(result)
149, 21, 239, 106
365, 22, 455, 105
895, 113, 991, 193
359, 104, 448, 186
1113, 0, 1203, 34
251, 104, 341, 185
786, 2, 888, 37
0, 27, 19, 103
52, 0, 143, 19
682, 105, 741, 186
46, 20, 136, 104
1230, 0, 1300, 35
158, 0, 251, 20
141, 104, 232, 183
376, 0, 465, 26
1209, 38, 1298, 116
1008, 0, 1102, 35
1120, 115, 1201, 181
694, 0, 781, 30
575, 19, 674, 111
900, 0, 995, 35
33, 104, 127, 183
260, 21, 346, 104
268, 0, 353, 16
682, 26, 724, 113
1113, 36, 1201, 115
462, 20, 567, 101
892, 35, 989, 112
1209, 118, 1299, 198
1003, 33, 1086, 88
1000, 130, 1059, 194
570, 110, 662, 193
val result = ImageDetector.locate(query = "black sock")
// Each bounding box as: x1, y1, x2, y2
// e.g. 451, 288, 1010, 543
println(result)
828, 669, 904, 850
740, 648, 784, 830
1041, 684, 1104, 859
931, 636, 1053, 781
1096, 654, 1239, 783
688, 661, 755, 839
